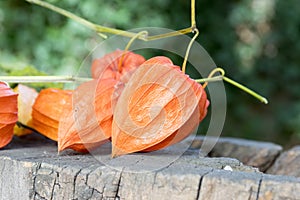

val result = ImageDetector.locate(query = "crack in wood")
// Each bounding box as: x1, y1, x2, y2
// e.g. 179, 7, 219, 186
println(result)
31, 162, 41, 199
114, 169, 123, 199
50, 171, 59, 200
72, 169, 82, 199
196, 169, 213, 200
256, 175, 263, 200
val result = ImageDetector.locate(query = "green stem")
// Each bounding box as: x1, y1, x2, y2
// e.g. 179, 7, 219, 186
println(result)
26, 0, 138, 39
195, 76, 223, 83
222, 76, 268, 104
182, 28, 199, 74
191, 0, 196, 28
26, 0, 195, 41
195, 67, 268, 104
118, 31, 148, 72
0, 76, 92, 83
146, 27, 193, 41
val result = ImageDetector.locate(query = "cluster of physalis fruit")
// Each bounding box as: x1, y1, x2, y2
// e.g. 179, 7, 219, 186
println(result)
0, 0, 267, 157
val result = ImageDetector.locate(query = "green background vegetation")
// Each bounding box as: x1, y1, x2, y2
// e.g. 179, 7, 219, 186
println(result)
1, 0, 299, 147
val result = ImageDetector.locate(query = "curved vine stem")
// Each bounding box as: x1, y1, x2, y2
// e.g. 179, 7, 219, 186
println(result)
202, 68, 225, 88
25, 0, 136, 39
146, 27, 193, 41
182, 28, 199, 74
195, 68, 268, 104
222, 76, 268, 104
16, 1, 269, 105
118, 31, 148, 72
26, 0, 196, 41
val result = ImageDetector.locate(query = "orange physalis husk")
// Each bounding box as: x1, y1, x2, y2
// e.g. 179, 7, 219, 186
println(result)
58, 79, 123, 152
13, 84, 38, 136
91, 49, 145, 82
58, 50, 141, 153
31, 88, 72, 141
94, 78, 124, 138
0, 81, 18, 148
143, 77, 209, 152
111, 56, 209, 157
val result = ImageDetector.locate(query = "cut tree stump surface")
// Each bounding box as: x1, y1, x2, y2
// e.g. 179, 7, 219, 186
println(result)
0, 134, 299, 200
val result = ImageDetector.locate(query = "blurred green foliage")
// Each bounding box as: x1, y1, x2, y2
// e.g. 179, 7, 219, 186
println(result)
0, 0, 299, 146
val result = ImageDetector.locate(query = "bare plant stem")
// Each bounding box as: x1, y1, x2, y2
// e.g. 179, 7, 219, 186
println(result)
195, 76, 224, 83
25, 0, 134, 39
0, 76, 92, 83
118, 31, 149, 72
23, 0, 268, 105
191, 0, 196, 28
222, 76, 268, 104
25, 0, 196, 41
195, 68, 268, 104
182, 28, 199, 74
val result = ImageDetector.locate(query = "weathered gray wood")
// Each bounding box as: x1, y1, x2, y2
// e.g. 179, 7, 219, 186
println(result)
0, 135, 299, 200
199, 170, 261, 200
189, 136, 282, 171
266, 146, 300, 177
258, 174, 300, 200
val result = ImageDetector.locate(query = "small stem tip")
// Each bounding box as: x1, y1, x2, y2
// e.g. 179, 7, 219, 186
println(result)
195, 68, 268, 104
222, 76, 268, 104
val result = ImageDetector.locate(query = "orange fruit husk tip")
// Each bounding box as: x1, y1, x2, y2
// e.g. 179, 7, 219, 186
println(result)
31, 88, 72, 141
13, 84, 38, 136
111, 56, 209, 157
91, 49, 145, 82
0, 81, 18, 148
58, 79, 122, 152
